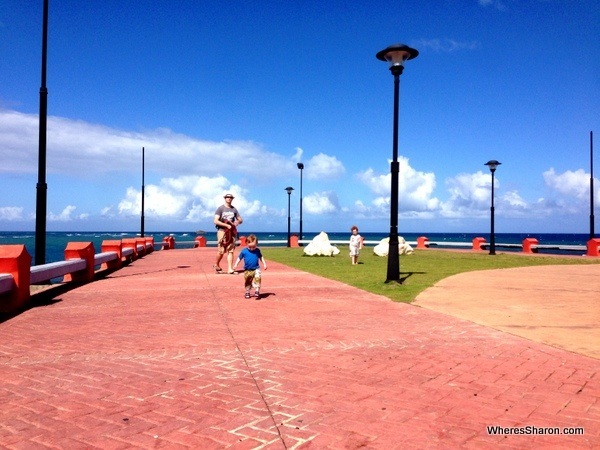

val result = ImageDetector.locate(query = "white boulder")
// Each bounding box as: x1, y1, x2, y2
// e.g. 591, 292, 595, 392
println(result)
373, 237, 414, 257
303, 232, 340, 256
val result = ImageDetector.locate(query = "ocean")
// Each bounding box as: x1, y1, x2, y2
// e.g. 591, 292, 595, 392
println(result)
0, 231, 593, 264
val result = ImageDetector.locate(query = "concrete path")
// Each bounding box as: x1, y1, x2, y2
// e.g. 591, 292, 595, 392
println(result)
414, 264, 600, 360
0, 248, 598, 449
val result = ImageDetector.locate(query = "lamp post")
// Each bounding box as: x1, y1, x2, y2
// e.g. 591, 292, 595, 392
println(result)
297, 162, 304, 240
376, 43, 418, 283
485, 160, 501, 255
590, 131, 595, 241
35, 0, 49, 265
141, 147, 145, 237
285, 187, 294, 247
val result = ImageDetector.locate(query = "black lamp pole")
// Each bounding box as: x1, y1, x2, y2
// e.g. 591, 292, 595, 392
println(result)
376, 43, 418, 283
35, 0, 49, 265
141, 147, 145, 237
285, 187, 294, 247
590, 131, 595, 241
297, 162, 304, 240
485, 160, 501, 255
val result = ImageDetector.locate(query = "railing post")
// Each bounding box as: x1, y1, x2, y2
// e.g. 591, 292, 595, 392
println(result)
101, 240, 123, 269
472, 237, 487, 251
290, 235, 299, 247
416, 236, 429, 249
122, 238, 139, 260
587, 238, 600, 257
0, 245, 31, 312
145, 237, 155, 253
522, 238, 539, 254
63, 242, 95, 283
194, 236, 207, 247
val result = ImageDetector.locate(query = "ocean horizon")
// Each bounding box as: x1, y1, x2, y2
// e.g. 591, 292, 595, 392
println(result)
0, 230, 594, 264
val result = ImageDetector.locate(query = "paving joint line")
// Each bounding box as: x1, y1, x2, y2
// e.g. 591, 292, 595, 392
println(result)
201, 267, 288, 449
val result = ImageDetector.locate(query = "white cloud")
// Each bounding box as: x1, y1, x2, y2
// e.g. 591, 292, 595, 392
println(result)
543, 168, 591, 200
304, 191, 340, 215
48, 205, 78, 222
412, 38, 480, 53
356, 156, 439, 216
305, 153, 346, 180
0, 206, 24, 221
0, 109, 296, 179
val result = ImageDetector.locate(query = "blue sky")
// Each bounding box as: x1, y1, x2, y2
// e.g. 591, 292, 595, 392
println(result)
0, 0, 598, 234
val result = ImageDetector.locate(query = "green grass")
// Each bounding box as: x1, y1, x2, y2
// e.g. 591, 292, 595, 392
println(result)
265, 247, 600, 303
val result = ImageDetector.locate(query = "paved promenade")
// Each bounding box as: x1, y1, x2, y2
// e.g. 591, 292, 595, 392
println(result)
0, 247, 598, 449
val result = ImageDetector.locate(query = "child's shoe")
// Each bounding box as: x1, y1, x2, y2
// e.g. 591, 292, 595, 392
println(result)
244, 292, 251, 299
254, 291, 260, 299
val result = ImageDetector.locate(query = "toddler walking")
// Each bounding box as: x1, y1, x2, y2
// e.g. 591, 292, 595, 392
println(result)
349, 225, 362, 265
233, 234, 267, 299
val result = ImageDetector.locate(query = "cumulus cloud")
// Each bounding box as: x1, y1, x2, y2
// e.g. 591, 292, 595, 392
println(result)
305, 153, 346, 180
115, 174, 280, 224
543, 168, 591, 200
0, 206, 24, 221
303, 192, 341, 215
0, 109, 295, 179
48, 205, 79, 222
356, 156, 439, 217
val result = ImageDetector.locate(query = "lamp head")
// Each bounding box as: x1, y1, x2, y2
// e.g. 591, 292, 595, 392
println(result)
285, 186, 294, 195
376, 43, 419, 72
297, 162, 304, 170
485, 160, 501, 173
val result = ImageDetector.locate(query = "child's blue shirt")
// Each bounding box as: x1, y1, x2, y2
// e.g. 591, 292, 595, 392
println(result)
238, 247, 263, 270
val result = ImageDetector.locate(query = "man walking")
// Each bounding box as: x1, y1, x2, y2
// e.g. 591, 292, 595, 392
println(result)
213, 193, 243, 274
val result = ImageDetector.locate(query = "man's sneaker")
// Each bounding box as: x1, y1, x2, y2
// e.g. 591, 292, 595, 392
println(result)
245, 292, 251, 299
254, 291, 260, 299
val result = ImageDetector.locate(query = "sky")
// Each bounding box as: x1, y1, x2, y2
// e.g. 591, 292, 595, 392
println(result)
0, 0, 599, 235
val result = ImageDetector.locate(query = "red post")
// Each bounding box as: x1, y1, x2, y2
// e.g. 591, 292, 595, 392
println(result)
238, 236, 247, 247
416, 236, 429, 249
472, 237, 487, 251
587, 238, 600, 257
0, 245, 31, 313
63, 242, 95, 283
101, 240, 123, 270
122, 238, 139, 260
145, 237, 155, 253
194, 236, 207, 247
522, 238, 539, 254
290, 235, 299, 247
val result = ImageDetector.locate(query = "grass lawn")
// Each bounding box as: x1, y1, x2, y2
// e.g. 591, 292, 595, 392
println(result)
265, 247, 600, 303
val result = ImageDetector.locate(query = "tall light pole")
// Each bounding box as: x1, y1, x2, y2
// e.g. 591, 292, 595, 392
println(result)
297, 162, 304, 240
35, 0, 49, 265
485, 160, 501, 255
141, 147, 145, 237
285, 187, 294, 247
376, 43, 418, 283
590, 131, 595, 241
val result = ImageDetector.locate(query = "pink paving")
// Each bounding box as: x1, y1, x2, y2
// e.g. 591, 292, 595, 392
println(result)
0, 247, 598, 449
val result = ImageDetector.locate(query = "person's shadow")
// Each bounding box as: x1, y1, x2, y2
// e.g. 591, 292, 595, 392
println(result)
255, 292, 276, 300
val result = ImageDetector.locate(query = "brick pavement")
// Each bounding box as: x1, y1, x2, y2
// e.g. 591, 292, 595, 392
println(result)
0, 247, 598, 449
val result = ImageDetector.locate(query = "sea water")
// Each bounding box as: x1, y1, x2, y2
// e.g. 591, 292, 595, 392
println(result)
0, 231, 592, 264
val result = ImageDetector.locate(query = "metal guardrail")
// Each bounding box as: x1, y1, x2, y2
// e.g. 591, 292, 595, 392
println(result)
0, 246, 140, 296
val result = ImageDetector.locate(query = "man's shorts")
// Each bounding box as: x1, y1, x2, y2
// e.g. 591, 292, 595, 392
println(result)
217, 229, 236, 254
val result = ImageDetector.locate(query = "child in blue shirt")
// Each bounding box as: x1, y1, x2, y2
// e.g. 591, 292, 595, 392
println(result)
233, 234, 267, 299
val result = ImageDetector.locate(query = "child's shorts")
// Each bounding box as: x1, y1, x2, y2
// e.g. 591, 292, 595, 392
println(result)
243, 269, 261, 289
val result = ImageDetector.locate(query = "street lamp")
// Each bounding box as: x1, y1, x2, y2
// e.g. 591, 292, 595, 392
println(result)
485, 160, 501, 255
285, 187, 294, 247
35, 0, 49, 265
297, 162, 304, 240
376, 43, 419, 283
